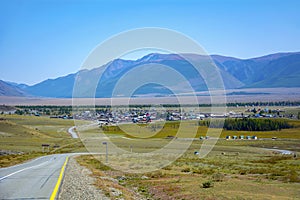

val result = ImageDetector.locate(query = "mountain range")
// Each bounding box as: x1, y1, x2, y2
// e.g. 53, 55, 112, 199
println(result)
1, 52, 300, 98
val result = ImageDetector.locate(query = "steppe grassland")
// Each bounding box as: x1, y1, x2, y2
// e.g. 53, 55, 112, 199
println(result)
76, 116, 300, 199
0, 115, 87, 167
1, 108, 300, 199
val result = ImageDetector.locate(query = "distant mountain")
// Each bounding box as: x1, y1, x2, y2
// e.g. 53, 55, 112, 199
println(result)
69, 53, 244, 98
212, 52, 300, 87
0, 80, 28, 96
25, 74, 76, 98
1, 52, 299, 98
247, 53, 300, 87
5, 81, 29, 90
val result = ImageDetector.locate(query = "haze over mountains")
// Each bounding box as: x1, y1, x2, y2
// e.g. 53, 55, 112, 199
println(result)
1, 52, 300, 98
0, 80, 28, 97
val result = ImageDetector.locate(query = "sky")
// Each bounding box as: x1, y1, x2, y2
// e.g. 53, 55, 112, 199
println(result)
0, 0, 299, 85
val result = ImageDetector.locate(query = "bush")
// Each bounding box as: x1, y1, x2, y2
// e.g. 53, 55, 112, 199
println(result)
202, 181, 214, 188
181, 167, 191, 173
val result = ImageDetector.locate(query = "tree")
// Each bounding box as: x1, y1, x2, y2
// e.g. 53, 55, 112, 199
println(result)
15, 109, 24, 115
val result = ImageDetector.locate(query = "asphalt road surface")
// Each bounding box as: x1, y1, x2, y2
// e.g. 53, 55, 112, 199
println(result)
68, 126, 79, 138
0, 154, 69, 200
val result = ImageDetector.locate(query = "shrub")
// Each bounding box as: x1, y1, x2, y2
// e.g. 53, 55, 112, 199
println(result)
202, 181, 214, 188
181, 167, 191, 173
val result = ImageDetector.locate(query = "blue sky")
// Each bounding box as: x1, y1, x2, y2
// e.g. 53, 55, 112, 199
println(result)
1, 0, 299, 85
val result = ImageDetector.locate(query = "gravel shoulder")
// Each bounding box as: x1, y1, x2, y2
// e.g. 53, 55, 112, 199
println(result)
59, 156, 110, 200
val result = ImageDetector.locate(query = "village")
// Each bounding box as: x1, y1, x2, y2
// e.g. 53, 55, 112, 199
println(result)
1, 104, 298, 124
72, 105, 294, 125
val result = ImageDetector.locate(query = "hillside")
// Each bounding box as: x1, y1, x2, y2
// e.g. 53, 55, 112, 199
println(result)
212, 52, 300, 87
0, 80, 28, 96
25, 73, 76, 98
1, 52, 299, 98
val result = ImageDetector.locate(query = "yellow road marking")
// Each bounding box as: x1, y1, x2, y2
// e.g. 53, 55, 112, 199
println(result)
50, 156, 69, 200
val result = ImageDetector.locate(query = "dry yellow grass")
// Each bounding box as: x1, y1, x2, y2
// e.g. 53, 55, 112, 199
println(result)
0, 115, 86, 167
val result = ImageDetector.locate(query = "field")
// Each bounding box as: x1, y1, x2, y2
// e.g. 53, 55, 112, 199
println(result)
1, 108, 300, 199
76, 116, 300, 199
0, 114, 87, 167
76, 145, 300, 199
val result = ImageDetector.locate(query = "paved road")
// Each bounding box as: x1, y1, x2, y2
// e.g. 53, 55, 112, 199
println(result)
0, 154, 69, 200
68, 122, 99, 139
68, 126, 79, 138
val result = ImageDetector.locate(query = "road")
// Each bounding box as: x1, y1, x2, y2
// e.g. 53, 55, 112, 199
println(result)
68, 126, 79, 138
0, 154, 69, 200
68, 122, 99, 139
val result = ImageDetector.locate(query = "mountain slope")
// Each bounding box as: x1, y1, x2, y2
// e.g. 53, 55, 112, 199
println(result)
95, 53, 244, 97
3, 52, 299, 98
25, 53, 244, 98
25, 73, 76, 98
212, 52, 300, 87
247, 54, 300, 87
0, 80, 28, 96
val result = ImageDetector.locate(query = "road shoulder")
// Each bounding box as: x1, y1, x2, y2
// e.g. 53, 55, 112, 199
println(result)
58, 156, 109, 200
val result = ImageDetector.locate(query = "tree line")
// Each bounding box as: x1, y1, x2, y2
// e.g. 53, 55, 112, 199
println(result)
199, 118, 293, 131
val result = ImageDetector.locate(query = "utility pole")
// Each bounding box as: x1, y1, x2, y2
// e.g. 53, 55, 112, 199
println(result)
102, 142, 108, 163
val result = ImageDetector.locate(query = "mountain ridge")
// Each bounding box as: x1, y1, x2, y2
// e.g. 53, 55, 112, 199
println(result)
0, 80, 29, 97
1, 52, 299, 97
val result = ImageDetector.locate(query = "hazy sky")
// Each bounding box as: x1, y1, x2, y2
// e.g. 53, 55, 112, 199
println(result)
1, 0, 299, 85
